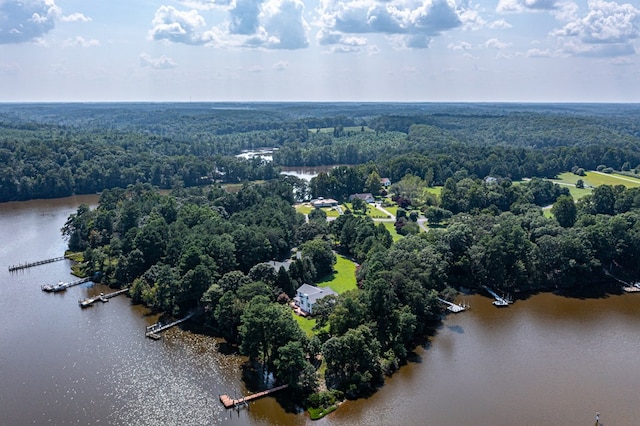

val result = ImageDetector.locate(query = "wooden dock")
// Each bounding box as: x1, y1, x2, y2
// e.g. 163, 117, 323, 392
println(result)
437, 297, 468, 313
79, 288, 129, 308
219, 385, 288, 409
145, 312, 195, 339
41, 277, 92, 292
9, 256, 66, 272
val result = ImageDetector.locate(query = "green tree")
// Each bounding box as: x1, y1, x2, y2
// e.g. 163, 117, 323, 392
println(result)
301, 238, 336, 279
239, 295, 305, 371
364, 170, 382, 196
322, 325, 383, 398
273, 341, 318, 394
551, 195, 577, 228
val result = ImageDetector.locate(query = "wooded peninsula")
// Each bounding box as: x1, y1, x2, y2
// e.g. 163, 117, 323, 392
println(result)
3, 102, 640, 416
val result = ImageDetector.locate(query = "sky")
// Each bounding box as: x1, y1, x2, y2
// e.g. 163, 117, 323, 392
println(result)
0, 0, 639, 102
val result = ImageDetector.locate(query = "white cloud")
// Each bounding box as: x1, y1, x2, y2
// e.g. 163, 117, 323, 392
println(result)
230, 0, 264, 35
0, 0, 61, 43
140, 53, 177, 69
497, 0, 563, 13
272, 60, 288, 70
258, 0, 309, 49
526, 47, 553, 56
150, 0, 308, 50
448, 41, 472, 50
482, 38, 511, 49
178, 0, 233, 9
61, 13, 91, 23
488, 19, 512, 29
63, 36, 99, 48
551, 0, 640, 57
316, 0, 465, 50
149, 6, 216, 45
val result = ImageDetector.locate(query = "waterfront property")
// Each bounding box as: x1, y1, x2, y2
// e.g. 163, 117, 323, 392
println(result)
293, 284, 337, 315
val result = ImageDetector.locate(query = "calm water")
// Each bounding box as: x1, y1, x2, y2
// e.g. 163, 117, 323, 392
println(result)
2, 196, 640, 425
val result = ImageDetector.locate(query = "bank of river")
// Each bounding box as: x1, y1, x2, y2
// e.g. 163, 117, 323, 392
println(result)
2, 195, 640, 425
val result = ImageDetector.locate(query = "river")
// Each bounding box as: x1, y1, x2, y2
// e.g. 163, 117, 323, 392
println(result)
1, 196, 640, 425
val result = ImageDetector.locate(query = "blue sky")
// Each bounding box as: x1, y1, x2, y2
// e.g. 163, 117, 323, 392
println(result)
0, 0, 639, 102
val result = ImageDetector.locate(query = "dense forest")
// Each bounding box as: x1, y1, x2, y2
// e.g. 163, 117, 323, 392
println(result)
2, 103, 640, 202
8, 102, 640, 412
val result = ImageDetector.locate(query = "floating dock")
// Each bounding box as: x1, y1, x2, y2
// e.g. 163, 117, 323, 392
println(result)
219, 385, 288, 409
9, 256, 66, 272
437, 297, 468, 313
145, 312, 195, 339
79, 288, 129, 308
41, 277, 92, 292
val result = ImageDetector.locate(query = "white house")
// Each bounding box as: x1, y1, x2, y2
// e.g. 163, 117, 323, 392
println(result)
294, 284, 337, 315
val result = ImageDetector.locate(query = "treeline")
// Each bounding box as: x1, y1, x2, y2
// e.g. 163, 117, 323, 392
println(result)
3, 103, 640, 202
276, 122, 640, 184
0, 123, 281, 201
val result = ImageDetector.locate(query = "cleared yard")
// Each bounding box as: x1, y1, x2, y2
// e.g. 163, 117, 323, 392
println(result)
317, 254, 358, 294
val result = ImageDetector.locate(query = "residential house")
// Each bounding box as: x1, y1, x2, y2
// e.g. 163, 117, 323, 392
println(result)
349, 193, 375, 203
380, 177, 391, 187
311, 197, 339, 208
294, 283, 337, 315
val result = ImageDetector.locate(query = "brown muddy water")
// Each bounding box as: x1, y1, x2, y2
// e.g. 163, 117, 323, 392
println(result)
1, 195, 639, 425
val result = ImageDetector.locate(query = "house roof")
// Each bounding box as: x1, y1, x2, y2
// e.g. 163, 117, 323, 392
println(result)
349, 193, 374, 201
296, 284, 337, 305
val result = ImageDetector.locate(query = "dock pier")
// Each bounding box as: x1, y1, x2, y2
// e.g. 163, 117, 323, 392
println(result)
483, 286, 513, 307
145, 312, 195, 339
9, 256, 66, 272
41, 277, 92, 293
219, 385, 288, 409
437, 297, 468, 313
79, 288, 129, 308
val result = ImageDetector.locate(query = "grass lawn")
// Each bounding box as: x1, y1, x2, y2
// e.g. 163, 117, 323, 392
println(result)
381, 203, 398, 217
317, 254, 358, 294
325, 206, 342, 217
295, 204, 313, 215
425, 186, 442, 197
381, 221, 403, 241
555, 171, 640, 189
293, 312, 317, 337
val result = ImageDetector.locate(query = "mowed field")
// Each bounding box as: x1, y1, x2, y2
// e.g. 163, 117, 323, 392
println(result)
553, 171, 640, 199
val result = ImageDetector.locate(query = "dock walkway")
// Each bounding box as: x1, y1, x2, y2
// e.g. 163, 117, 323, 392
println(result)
483, 286, 512, 307
41, 277, 92, 292
79, 288, 129, 308
145, 312, 195, 339
219, 385, 288, 409
437, 297, 467, 313
9, 256, 66, 272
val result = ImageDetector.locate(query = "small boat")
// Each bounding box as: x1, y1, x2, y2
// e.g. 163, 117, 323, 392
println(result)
41, 281, 66, 292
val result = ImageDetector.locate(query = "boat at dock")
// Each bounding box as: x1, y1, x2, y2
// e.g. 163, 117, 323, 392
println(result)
483, 286, 513, 307
41, 277, 92, 293
41, 281, 66, 292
